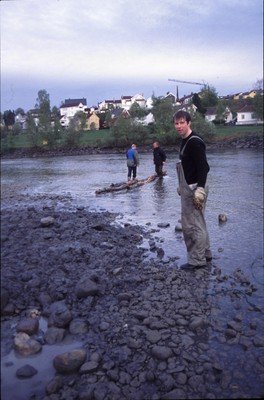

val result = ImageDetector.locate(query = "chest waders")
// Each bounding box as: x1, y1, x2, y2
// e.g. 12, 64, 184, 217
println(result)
176, 137, 211, 266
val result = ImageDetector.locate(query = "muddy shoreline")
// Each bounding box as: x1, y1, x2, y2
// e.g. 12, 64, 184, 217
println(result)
1, 190, 264, 399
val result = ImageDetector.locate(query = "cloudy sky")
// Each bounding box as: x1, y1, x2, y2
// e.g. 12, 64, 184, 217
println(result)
1, 0, 263, 112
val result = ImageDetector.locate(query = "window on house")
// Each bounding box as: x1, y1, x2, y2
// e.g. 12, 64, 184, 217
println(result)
252, 113, 256, 119
241, 115, 245, 119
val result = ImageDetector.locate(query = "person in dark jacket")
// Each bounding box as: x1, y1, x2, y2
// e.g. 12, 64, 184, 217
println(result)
174, 110, 212, 270
153, 141, 166, 177
126, 144, 139, 181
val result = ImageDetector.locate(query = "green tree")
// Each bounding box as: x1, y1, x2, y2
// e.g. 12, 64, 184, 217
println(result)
253, 93, 264, 119
253, 78, 263, 119
107, 115, 148, 147
215, 101, 226, 124
192, 93, 207, 117
3, 110, 15, 130
69, 111, 87, 131
129, 102, 146, 119
151, 97, 176, 144
51, 106, 61, 140
35, 89, 51, 132
200, 85, 218, 108
63, 112, 85, 148
27, 112, 40, 148
15, 108, 25, 115
34, 89, 53, 146
104, 111, 112, 128
190, 110, 216, 140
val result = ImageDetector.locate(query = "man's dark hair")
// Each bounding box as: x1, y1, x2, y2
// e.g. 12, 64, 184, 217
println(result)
173, 110, 192, 123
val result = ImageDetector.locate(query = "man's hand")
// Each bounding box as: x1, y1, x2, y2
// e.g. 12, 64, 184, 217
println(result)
193, 187, 206, 210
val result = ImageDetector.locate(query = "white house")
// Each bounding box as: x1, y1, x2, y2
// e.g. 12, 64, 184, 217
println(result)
15, 113, 27, 130
131, 94, 146, 108
121, 95, 132, 110
236, 105, 263, 125
134, 112, 155, 126
121, 94, 146, 110
60, 98, 87, 127
145, 96, 154, 109
205, 106, 233, 124
98, 99, 121, 111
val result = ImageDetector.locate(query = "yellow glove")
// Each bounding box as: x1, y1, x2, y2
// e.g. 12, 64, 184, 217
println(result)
193, 187, 206, 210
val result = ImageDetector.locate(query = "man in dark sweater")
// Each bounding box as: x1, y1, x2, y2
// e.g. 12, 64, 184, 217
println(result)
174, 110, 212, 270
153, 141, 166, 177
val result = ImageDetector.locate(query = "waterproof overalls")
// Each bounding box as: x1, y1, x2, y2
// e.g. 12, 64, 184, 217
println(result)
176, 136, 211, 266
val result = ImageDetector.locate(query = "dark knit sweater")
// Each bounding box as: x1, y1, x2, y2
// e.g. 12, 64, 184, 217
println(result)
179, 131, 209, 187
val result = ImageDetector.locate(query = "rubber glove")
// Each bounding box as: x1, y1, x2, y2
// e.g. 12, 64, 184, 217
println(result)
193, 187, 206, 210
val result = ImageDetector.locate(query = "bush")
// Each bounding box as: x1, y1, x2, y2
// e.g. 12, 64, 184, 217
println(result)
190, 111, 216, 140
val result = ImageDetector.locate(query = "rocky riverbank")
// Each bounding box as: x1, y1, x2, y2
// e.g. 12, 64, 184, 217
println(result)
1, 134, 263, 159
1, 192, 264, 400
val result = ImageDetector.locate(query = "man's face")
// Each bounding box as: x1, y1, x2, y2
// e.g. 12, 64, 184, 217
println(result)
174, 118, 191, 139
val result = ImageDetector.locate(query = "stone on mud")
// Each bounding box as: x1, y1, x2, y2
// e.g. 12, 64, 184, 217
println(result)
48, 301, 72, 328
151, 345, 173, 360
75, 276, 102, 298
53, 348, 87, 373
40, 216, 55, 227
16, 364, 38, 378
44, 327, 66, 344
16, 318, 39, 335
14, 332, 42, 356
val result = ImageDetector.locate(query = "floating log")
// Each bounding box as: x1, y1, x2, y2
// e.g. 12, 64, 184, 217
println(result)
95, 171, 167, 195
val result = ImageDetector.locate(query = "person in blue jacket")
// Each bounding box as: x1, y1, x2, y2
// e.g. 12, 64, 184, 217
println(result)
126, 144, 139, 181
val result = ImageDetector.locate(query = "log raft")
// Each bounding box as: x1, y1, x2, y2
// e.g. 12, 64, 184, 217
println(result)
95, 171, 167, 195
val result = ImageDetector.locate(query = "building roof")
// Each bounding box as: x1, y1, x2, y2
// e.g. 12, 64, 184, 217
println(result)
61, 98, 87, 108
237, 105, 255, 113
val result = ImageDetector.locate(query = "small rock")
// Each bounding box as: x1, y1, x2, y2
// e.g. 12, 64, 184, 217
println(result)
40, 216, 55, 227
44, 327, 66, 344
16, 364, 38, 378
48, 301, 72, 328
53, 348, 87, 373
218, 214, 227, 223
175, 224, 182, 232
157, 222, 170, 228
151, 345, 173, 360
45, 376, 63, 395
69, 319, 88, 334
75, 277, 101, 299
79, 361, 99, 374
16, 318, 39, 335
14, 332, 42, 356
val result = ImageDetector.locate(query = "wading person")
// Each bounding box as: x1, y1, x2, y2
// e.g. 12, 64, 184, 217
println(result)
126, 144, 139, 181
174, 110, 212, 270
153, 141, 166, 177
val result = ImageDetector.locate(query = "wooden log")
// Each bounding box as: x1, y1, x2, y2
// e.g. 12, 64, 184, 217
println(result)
95, 171, 167, 195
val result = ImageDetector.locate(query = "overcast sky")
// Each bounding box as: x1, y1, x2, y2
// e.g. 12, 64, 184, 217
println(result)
1, 0, 263, 112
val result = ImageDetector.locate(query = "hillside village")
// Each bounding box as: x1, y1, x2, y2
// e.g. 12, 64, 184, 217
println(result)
4, 88, 264, 132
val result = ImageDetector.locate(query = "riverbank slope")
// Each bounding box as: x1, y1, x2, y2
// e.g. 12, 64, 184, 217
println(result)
1, 133, 263, 159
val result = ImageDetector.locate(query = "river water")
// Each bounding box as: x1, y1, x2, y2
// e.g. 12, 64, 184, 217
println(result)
1, 149, 263, 277
1, 149, 264, 398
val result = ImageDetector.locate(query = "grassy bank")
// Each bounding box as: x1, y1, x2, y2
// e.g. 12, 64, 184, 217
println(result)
212, 125, 263, 141
1, 125, 263, 154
